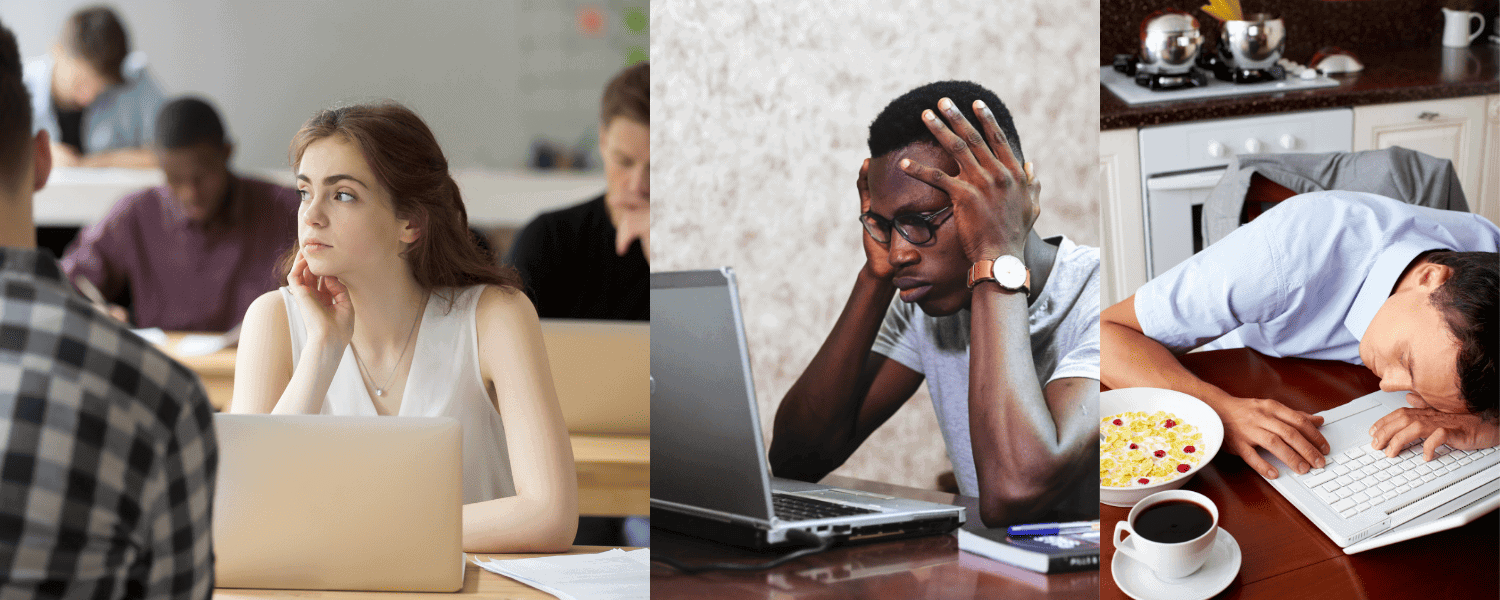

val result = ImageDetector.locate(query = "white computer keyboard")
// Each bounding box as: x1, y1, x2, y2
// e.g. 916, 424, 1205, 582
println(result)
1295, 439, 1498, 519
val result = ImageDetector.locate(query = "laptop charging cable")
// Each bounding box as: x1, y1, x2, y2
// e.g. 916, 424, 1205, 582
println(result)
650, 529, 832, 574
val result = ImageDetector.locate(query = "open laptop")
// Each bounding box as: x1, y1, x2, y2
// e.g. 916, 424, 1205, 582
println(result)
651, 267, 965, 550
541, 319, 649, 435
1258, 390, 1500, 553
213, 414, 465, 591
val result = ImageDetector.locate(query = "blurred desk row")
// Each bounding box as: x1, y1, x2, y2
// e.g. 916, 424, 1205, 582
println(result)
155, 328, 649, 518
35, 167, 605, 228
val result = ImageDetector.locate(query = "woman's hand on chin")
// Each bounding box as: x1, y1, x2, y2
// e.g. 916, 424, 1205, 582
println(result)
287, 249, 355, 351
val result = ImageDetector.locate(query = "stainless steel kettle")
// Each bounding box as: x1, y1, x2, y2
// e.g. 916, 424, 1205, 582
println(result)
1219, 14, 1285, 71
1139, 10, 1204, 75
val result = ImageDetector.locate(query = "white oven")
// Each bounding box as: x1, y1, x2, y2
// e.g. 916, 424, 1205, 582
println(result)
1138, 109, 1354, 278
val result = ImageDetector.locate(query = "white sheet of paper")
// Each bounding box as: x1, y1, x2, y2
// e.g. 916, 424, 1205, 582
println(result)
129, 328, 168, 345
472, 548, 648, 600
175, 334, 229, 356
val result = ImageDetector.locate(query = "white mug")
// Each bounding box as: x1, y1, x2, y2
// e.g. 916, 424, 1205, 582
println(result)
1442, 7, 1485, 48
1113, 490, 1220, 579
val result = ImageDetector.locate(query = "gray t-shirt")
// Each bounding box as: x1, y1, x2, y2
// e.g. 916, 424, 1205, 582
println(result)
872, 235, 1099, 514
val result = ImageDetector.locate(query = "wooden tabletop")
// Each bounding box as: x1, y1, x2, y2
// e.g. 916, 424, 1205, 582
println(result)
213, 545, 637, 598
650, 474, 1099, 599
1101, 348, 1500, 600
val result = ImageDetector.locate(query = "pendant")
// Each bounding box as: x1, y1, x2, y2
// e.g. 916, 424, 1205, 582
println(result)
376, 389, 384, 397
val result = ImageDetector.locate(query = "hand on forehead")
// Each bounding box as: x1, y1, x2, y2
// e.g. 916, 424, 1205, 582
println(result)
867, 145, 957, 212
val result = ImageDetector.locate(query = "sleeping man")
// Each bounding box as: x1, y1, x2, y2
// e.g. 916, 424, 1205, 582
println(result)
1101, 191, 1498, 479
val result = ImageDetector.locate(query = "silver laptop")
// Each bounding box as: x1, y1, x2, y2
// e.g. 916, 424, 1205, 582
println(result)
650, 268, 965, 549
213, 414, 466, 591
1258, 390, 1500, 553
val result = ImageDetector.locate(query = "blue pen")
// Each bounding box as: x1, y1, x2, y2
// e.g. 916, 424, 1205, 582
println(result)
1007, 520, 1100, 536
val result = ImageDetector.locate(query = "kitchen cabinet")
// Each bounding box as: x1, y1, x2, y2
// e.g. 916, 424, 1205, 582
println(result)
1099, 128, 1145, 308
1353, 96, 1489, 214
1482, 95, 1500, 226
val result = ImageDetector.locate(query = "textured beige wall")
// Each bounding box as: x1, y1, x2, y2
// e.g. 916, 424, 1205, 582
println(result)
652, 0, 1100, 490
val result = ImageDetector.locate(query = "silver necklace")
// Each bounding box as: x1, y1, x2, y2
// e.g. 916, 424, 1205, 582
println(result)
351, 293, 426, 397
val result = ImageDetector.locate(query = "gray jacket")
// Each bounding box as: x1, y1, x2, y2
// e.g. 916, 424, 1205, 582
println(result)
1202, 147, 1470, 247
24, 52, 165, 155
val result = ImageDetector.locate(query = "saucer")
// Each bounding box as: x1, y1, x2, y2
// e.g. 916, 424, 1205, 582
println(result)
1112, 527, 1241, 600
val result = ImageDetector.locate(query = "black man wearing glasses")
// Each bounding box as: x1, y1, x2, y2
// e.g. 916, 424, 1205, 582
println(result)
769, 81, 1099, 528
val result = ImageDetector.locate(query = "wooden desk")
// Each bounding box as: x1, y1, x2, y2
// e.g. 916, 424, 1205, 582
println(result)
1102, 349, 1499, 600
155, 334, 649, 516
651, 475, 1099, 599
158, 332, 238, 411
213, 545, 637, 598
572, 435, 649, 516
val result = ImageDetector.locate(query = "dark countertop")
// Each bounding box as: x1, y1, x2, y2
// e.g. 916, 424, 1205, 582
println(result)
1102, 44, 1500, 130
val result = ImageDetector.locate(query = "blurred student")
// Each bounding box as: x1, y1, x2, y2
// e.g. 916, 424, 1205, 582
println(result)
23, 5, 164, 169
61, 96, 299, 331
0, 18, 216, 598
505, 61, 649, 320
769, 82, 1100, 527
230, 102, 579, 553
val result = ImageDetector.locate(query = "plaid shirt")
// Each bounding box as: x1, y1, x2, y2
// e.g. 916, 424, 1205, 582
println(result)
0, 247, 216, 599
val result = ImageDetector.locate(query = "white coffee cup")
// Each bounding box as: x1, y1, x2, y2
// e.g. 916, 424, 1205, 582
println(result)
1442, 7, 1486, 48
1113, 490, 1220, 580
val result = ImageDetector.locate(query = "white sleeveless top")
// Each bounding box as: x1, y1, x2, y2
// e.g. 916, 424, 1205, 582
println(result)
281, 284, 517, 504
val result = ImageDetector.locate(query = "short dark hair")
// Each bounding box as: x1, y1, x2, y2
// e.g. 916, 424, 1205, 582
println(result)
1426, 251, 1498, 415
601, 61, 648, 127
0, 18, 32, 188
867, 80, 1022, 163
61, 5, 129, 82
156, 96, 227, 149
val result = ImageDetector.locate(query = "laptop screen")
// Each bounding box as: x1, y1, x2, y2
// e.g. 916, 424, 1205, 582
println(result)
650, 268, 774, 521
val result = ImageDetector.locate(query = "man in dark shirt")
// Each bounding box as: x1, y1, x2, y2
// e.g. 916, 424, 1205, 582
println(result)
506, 61, 649, 321
60, 96, 299, 331
0, 19, 217, 598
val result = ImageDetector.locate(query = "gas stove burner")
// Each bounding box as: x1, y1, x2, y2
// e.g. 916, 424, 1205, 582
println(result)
1199, 52, 1286, 84
1134, 69, 1209, 90
1113, 54, 1209, 91
1226, 66, 1285, 84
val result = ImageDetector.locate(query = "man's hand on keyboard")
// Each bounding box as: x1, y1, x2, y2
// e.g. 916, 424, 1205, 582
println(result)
1371, 407, 1500, 461
1221, 396, 1330, 478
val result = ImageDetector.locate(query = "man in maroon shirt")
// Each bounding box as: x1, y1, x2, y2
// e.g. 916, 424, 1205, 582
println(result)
61, 96, 298, 331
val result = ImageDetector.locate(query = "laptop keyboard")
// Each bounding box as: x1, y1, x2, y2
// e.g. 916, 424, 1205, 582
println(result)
772, 494, 878, 521
1295, 439, 1498, 520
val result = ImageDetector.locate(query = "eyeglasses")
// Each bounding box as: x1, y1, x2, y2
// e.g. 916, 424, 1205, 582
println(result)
859, 206, 953, 245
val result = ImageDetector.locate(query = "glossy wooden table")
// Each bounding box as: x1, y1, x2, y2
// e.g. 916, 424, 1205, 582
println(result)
213, 545, 637, 598
651, 475, 1099, 599
1102, 349, 1500, 600
154, 333, 649, 516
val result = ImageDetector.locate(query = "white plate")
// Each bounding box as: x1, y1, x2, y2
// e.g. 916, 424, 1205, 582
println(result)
1112, 527, 1241, 600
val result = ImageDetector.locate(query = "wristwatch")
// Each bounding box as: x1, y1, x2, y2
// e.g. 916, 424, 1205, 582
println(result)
968, 255, 1030, 293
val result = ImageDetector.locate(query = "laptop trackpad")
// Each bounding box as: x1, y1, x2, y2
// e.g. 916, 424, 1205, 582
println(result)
1317, 393, 1397, 451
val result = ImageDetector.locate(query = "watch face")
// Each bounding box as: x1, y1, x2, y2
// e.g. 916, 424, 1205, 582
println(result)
995, 255, 1027, 289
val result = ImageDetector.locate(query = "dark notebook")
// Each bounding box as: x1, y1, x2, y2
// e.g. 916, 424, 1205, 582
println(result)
952, 493, 1100, 574
957, 526, 1100, 573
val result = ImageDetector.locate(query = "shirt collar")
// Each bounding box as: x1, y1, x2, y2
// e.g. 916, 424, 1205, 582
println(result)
0, 246, 68, 289
1344, 241, 1438, 341
161, 173, 240, 231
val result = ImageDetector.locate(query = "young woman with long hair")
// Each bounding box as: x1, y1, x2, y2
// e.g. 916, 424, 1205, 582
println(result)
230, 102, 578, 553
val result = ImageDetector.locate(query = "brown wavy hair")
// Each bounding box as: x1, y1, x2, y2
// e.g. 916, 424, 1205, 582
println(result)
279, 101, 522, 312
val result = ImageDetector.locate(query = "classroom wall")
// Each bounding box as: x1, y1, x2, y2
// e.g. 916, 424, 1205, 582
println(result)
653, 0, 1101, 490
0, 0, 647, 172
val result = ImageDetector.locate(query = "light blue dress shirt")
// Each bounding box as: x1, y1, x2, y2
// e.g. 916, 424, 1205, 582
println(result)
23, 52, 165, 154
1136, 191, 1500, 365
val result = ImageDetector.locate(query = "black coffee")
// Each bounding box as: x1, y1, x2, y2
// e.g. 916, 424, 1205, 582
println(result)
1134, 500, 1213, 544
